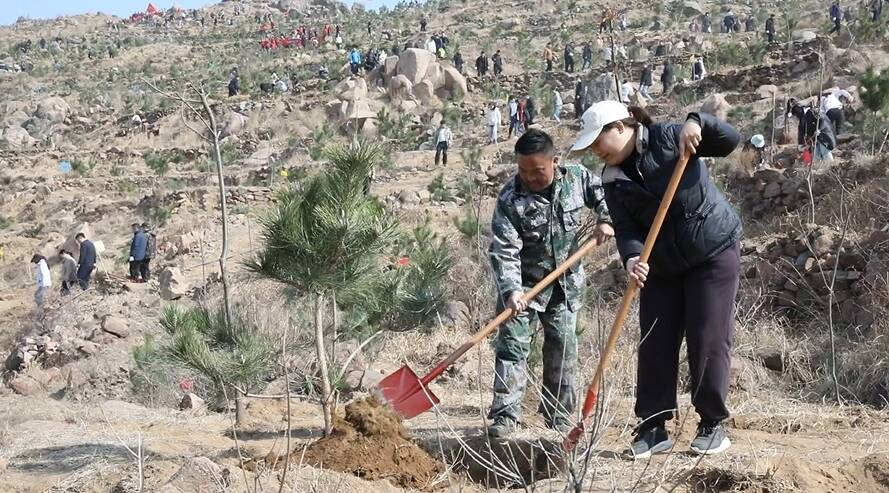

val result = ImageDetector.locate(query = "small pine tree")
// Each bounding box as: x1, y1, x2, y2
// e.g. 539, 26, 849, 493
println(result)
158, 305, 277, 426
859, 67, 889, 154
247, 139, 398, 435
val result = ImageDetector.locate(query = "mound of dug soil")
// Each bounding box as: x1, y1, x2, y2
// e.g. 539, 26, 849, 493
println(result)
299, 396, 443, 489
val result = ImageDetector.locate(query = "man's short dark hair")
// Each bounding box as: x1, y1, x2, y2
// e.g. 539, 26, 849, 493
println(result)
75, 233, 86, 240
515, 128, 555, 157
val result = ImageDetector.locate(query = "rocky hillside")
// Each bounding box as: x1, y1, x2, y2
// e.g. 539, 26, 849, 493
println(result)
1, 0, 889, 491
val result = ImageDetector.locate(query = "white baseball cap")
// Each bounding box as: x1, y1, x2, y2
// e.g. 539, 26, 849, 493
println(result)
750, 134, 765, 148
570, 100, 631, 152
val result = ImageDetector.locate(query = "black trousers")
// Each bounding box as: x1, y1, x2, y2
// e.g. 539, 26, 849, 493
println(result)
546, 59, 552, 71
635, 242, 740, 425
565, 58, 574, 72
826, 108, 844, 135
434, 142, 448, 165
767, 31, 774, 43
830, 18, 841, 33
141, 258, 151, 281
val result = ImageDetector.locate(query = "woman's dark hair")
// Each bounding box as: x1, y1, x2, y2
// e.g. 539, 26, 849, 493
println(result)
603, 106, 654, 132
30, 254, 45, 264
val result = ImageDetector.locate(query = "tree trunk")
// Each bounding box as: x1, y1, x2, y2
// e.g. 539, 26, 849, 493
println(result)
199, 90, 233, 328
235, 395, 247, 427
314, 292, 333, 436
330, 291, 338, 368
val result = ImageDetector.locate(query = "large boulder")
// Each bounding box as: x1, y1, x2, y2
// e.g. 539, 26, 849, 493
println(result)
588, 72, 620, 101
4, 110, 30, 128
220, 112, 248, 139
424, 63, 445, 89
383, 55, 399, 77
412, 80, 437, 104
335, 77, 368, 101
388, 74, 415, 101
159, 267, 189, 300
701, 93, 732, 121
345, 99, 377, 120
0, 126, 36, 150
35, 96, 70, 123
57, 223, 92, 263
396, 48, 436, 84
442, 66, 468, 96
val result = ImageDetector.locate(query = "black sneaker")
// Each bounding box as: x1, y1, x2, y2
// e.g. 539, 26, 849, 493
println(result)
487, 416, 517, 438
624, 422, 673, 460
690, 421, 731, 455
546, 415, 572, 433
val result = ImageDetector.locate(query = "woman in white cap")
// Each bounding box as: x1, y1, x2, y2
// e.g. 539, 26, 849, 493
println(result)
570, 102, 742, 459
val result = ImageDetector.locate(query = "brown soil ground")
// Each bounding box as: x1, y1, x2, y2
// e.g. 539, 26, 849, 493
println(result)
298, 396, 444, 490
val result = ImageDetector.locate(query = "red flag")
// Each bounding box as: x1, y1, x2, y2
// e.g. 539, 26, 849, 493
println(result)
146, 3, 159, 14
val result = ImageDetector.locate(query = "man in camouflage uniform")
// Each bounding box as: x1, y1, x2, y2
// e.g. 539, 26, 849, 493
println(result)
487, 129, 613, 437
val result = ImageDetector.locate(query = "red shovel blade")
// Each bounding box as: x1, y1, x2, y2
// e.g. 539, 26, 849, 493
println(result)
377, 365, 440, 419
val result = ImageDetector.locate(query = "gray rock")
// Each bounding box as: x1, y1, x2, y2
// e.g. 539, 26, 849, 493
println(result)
102, 316, 130, 338
159, 267, 189, 300
179, 393, 206, 410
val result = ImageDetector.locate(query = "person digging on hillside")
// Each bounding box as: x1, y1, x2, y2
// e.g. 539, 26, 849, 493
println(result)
553, 89, 563, 125
508, 97, 520, 138
517, 98, 528, 134
129, 223, 148, 282
789, 101, 837, 162
692, 56, 706, 81
661, 60, 675, 95
525, 97, 536, 126
820, 88, 853, 136
75, 233, 96, 290
544, 44, 555, 72
228, 73, 240, 97
492, 50, 503, 75
765, 14, 776, 43
59, 249, 77, 296
420, 17, 428, 32
476, 51, 489, 77
570, 101, 742, 458
349, 48, 362, 75
701, 12, 712, 33
31, 254, 52, 313
434, 121, 453, 166
745, 15, 756, 32
639, 63, 654, 101
453, 49, 464, 73
141, 223, 157, 282
564, 44, 575, 73
582, 42, 593, 70
487, 129, 613, 437
830, 0, 842, 34
870, 0, 882, 22
488, 102, 502, 144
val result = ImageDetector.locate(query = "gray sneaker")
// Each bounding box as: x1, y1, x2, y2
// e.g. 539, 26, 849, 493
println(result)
624, 422, 673, 460
690, 421, 731, 455
487, 416, 517, 438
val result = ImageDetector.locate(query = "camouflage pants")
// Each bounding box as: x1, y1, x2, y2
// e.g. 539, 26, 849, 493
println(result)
489, 284, 578, 423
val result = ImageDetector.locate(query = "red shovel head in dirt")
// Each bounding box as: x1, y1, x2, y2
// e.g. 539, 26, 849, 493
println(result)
378, 365, 440, 419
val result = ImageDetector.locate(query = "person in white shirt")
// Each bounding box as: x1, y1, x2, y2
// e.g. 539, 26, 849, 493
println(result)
426, 38, 437, 53
434, 121, 453, 166
508, 97, 519, 137
31, 254, 52, 311
553, 90, 563, 125
620, 80, 636, 103
487, 103, 502, 144
820, 88, 853, 136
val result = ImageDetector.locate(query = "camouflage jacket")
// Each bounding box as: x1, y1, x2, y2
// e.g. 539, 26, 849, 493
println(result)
489, 164, 611, 312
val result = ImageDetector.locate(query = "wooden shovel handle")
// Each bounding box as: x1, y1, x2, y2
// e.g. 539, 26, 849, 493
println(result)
577, 152, 692, 422
420, 237, 602, 386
